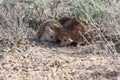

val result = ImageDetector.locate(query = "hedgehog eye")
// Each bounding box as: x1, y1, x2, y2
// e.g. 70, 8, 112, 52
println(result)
64, 39, 66, 42
50, 36, 53, 38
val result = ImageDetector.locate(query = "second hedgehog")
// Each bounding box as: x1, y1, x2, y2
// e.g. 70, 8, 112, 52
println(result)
37, 19, 63, 42
57, 17, 93, 46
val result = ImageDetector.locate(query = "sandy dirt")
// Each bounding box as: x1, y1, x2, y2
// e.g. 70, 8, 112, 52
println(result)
0, 38, 120, 80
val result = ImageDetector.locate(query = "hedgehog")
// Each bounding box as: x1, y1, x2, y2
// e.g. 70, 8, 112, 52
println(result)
57, 28, 85, 47
37, 19, 63, 42
58, 16, 72, 26
58, 17, 89, 30
57, 17, 94, 46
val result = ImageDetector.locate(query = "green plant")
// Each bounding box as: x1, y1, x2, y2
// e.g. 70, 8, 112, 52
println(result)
24, 0, 34, 4
74, 0, 103, 23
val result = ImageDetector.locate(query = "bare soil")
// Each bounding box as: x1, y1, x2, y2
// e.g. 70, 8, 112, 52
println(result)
0, 38, 120, 80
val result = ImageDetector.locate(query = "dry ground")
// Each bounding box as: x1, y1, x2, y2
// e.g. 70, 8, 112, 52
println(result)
0, 38, 120, 80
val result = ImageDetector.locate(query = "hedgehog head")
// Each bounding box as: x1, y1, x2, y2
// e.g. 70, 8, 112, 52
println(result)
40, 26, 57, 42
58, 31, 73, 46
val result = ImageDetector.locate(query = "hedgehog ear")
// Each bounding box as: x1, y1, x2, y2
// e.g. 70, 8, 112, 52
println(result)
45, 26, 52, 32
68, 38, 73, 42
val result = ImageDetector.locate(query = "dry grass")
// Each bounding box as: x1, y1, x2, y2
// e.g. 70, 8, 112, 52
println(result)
0, 0, 120, 80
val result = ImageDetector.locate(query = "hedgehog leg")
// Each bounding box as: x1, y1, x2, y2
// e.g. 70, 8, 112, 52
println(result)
77, 42, 83, 47
77, 40, 86, 47
76, 44, 80, 47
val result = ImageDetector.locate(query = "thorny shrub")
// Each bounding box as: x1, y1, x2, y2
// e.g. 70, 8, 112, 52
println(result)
0, 0, 120, 55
